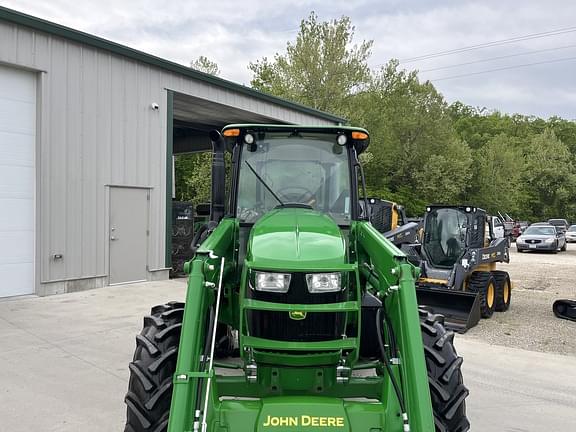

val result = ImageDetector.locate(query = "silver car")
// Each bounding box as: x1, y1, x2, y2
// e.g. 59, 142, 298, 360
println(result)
566, 225, 576, 243
516, 224, 567, 253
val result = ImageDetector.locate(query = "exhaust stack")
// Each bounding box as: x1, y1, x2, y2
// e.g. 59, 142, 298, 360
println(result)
209, 130, 226, 223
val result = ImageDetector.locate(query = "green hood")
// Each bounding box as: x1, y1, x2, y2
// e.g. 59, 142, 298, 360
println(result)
247, 208, 346, 271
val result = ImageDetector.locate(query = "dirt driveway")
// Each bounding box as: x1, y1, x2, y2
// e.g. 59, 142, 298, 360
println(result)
463, 247, 576, 356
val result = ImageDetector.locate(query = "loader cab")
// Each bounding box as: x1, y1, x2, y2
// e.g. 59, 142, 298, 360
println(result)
422, 206, 487, 269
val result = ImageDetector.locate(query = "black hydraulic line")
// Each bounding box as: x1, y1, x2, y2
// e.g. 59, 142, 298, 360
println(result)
382, 303, 397, 357
377, 308, 410, 431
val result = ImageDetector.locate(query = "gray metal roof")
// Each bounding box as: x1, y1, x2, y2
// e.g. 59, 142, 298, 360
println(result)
0, 5, 346, 124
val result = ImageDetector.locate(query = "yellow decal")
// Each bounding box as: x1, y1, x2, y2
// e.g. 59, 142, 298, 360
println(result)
262, 415, 345, 427
289, 311, 307, 320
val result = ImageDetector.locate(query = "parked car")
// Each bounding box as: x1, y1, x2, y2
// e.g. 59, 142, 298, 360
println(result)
566, 225, 576, 243
547, 218, 570, 233
491, 216, 505, 239
516, 224, 567, 253
511, 221, 529, 241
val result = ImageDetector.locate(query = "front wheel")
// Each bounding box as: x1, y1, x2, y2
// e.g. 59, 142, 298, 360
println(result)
492, 271, 511, 312
124, 302, 184, 432
468, 272, 496, 318
420, 310, 470, 431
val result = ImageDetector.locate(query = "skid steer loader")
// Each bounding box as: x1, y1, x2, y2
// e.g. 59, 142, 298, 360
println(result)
414, 205, 512, 333
124, 125, 469, 432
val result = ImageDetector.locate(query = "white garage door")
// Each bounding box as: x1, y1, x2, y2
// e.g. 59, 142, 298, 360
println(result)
0, 65, 36, 297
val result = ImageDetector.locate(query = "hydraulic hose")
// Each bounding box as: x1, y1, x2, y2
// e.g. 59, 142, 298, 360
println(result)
376, 308, 410, 432
382, 303, 397, 357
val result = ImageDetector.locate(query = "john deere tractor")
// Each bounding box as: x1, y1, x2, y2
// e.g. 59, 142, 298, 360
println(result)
415, 205, 512, 332
124, 125, 469, 432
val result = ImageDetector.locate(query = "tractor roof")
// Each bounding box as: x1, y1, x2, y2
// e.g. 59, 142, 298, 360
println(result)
426, 205, 487, 214
222, 124, 370, 154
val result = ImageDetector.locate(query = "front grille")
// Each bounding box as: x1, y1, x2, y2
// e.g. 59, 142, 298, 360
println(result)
526, 239, 542, 244
247, 273, 348, 343
247, 310, 345, 342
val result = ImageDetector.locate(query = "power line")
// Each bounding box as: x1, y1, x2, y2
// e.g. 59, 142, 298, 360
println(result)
420, 44, 576, 72
398, 26, 576, 64
428, 56, 576, 82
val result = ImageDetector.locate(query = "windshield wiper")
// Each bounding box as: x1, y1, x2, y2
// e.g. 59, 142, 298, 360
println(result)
244, 160, 285, 207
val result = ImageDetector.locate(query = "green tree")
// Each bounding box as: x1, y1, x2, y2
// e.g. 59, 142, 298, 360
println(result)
249, 12, 373, 115
521, 130, 576, 220
466, 134, 524, 215
449, 103, 547, 150
547, 116, 576, 155
191, 55, 220, 76
351, 61, 472, 214
174, 152, 212, 206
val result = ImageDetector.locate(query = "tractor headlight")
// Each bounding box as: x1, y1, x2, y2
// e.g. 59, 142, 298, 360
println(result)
306, 273, 341, 293
253, 272, 291, 293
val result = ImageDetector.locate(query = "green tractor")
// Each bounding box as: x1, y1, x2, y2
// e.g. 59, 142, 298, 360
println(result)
124, 125, 469, 432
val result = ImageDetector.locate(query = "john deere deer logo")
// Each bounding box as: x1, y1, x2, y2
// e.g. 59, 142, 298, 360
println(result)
289, 311, 307, 320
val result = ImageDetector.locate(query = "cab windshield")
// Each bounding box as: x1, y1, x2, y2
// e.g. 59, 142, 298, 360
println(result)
236, 132, 351, 224
423, 208, 467, 268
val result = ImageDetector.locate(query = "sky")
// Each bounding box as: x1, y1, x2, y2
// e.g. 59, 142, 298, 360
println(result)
3, 0, 576, 119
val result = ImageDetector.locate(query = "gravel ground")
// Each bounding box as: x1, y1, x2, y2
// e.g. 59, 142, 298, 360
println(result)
462, 246, 576, 357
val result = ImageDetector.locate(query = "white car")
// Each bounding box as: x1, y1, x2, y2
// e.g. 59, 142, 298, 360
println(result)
491, 216, 505, 239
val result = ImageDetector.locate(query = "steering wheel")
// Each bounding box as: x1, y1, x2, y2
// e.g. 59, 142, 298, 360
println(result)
277, 186, 315, 204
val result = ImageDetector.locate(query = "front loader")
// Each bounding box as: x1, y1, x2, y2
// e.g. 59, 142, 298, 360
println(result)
414, 205, 512, 333
124, 125, 469, 432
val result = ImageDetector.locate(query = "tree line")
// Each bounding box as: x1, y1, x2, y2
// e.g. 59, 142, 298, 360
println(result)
177, 12, 576, 222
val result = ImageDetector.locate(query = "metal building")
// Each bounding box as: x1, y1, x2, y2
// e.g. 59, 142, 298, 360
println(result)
0, 7, 343, 297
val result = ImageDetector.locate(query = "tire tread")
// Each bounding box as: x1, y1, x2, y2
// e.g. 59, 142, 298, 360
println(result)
420, 309, 470, 432
124, 303, 184, 432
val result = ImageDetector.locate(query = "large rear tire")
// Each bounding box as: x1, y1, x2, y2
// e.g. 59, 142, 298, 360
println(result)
124, 302, 184, 432
492, 271, 511, 312
468, 272, 495, 318
420, 310, 470, 432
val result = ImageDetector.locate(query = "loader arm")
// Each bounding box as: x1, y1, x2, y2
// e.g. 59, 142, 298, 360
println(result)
355, 222, 435, 431
169, 219, 237, 432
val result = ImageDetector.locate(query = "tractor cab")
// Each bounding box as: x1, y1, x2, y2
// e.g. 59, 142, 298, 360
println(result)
224, 125, 368, 225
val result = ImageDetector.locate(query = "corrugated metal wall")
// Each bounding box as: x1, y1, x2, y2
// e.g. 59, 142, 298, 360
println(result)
0, 20, 335, 289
